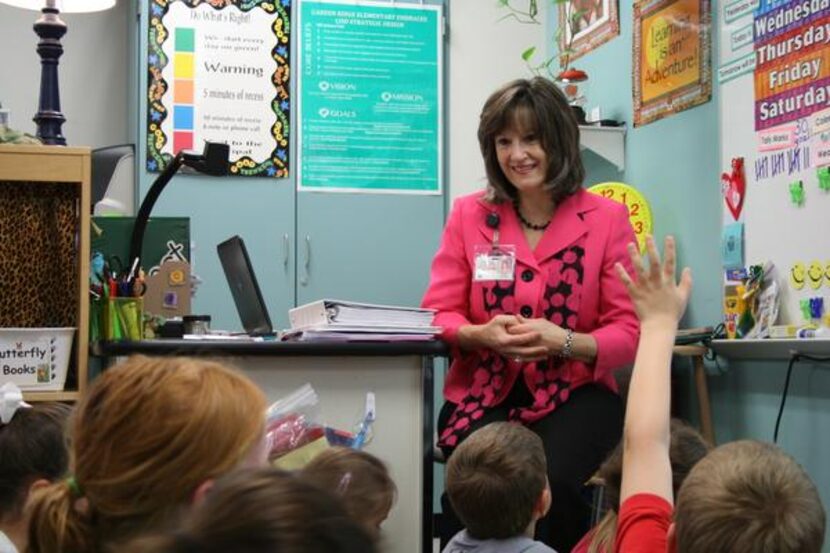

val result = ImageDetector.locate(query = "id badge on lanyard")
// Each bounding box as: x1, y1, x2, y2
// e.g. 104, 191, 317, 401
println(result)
474, 245, 516, 281
474, 214, 516, 281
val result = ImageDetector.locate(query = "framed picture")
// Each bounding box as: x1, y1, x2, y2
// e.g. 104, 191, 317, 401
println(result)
558, 0, 620, 66
633, 0, 712, 127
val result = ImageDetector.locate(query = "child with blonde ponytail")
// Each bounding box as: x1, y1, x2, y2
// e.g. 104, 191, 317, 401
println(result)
27, 355, 268, 553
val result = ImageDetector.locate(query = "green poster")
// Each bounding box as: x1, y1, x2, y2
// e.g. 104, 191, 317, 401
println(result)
298, 0, 442, 194
91, 217, 190, 273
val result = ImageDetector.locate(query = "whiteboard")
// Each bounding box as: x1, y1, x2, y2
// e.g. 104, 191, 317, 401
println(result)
718, 0, 830, 326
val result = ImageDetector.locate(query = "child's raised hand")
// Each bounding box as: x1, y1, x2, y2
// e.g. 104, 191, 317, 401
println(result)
615, 235, 692, 327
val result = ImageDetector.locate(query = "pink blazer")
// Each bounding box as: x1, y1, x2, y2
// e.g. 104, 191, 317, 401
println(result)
422, 189, 639, 407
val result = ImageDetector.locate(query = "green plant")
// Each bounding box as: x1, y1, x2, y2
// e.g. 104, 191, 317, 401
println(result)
497, 0, 586, 78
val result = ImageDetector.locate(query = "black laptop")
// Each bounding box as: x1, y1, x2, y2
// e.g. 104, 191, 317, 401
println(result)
217, 235, 274, 336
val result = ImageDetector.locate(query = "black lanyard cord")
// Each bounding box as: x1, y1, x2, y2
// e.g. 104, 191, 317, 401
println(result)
774, 352, 830, 444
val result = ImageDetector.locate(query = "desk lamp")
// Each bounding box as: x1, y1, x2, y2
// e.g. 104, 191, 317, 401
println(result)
0, 0, 116, 145
128, 141, 230, 274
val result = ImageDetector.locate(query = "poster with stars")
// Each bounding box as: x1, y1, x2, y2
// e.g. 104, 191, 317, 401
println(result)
147, 0, 290, 178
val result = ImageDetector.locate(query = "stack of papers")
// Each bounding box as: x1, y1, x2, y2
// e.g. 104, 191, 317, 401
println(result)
283, 299, 439, 342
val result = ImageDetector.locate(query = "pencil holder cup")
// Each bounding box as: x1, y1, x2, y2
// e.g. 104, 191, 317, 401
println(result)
90, 298, 104, 342
101, 298, 144, 341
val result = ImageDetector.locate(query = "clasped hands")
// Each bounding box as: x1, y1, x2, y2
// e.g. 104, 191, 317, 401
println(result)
461, 314, 567, 363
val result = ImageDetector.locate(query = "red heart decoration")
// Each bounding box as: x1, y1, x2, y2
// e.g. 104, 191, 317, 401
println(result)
721, 158, 746, 220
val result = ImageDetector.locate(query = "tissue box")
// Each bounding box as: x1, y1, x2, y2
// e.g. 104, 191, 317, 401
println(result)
0, 328, 74, 391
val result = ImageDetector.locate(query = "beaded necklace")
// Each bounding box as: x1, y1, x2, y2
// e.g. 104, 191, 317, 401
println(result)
514, 201, 551, 231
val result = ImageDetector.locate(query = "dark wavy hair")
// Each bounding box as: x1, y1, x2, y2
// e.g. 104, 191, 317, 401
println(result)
123, 468, 377, 553
478, 77, 584, 204
0, 402, 71, 523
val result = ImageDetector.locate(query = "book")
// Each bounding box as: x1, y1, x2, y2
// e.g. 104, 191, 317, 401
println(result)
289, 299, 436, 330
281, 329, 438, 342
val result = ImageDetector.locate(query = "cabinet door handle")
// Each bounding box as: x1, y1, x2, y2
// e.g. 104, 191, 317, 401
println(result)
282, 233, 290, 269
300, 235, 311, 286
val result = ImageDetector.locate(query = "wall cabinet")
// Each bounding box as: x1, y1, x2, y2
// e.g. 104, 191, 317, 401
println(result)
135, 2, 445, 332
136, 169, 444, 332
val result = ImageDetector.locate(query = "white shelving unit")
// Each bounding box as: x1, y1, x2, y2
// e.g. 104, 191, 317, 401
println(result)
710, 339, 830, 361
579, 125, 626, 171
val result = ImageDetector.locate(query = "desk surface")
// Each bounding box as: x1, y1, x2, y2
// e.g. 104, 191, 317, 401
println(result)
91, 339, 450, 358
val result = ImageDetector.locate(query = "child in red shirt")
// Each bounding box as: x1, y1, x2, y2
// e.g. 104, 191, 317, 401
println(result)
612, 236, 824, 553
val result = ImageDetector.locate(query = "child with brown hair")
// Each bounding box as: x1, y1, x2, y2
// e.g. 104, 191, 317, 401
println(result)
299, 447, 396, 539
571, 419, 710, 553
125, 467, 377, 553
443, 421, 555, 553
0, 386, 71, 553
613, 236, 825, 552
26, 355, 269, 553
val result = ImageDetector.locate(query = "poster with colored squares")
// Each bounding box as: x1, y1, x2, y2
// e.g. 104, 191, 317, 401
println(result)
147, 0, 290, 178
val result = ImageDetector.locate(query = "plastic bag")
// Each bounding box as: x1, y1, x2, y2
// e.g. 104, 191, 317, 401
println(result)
746, 280, 780, 339
322, 391, 377, 449
265, 384, 326, 461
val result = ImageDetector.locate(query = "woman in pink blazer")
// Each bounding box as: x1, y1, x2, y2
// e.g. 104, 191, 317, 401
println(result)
422, 78, 639, 552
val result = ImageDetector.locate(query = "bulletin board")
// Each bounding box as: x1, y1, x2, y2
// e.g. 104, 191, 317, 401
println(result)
717, 0, 830, 325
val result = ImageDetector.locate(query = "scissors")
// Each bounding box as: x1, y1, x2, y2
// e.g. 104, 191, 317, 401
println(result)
118, 277, 147, 297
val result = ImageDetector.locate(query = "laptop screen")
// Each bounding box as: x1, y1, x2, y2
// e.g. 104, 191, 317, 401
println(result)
217, 235, 274, 336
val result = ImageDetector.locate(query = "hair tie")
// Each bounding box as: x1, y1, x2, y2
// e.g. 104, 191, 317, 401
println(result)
0, 382, 31, 424
66, 476, 83, 498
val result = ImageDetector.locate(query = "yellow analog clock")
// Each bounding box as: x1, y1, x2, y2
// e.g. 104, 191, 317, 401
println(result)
588, 182, 653, 252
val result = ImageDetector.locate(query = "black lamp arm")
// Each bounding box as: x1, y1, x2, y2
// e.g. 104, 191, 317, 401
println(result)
128, 151, 185, 272
127, 142, 229, 273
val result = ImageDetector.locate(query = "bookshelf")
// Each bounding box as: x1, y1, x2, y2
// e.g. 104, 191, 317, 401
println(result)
0, 145, 90, 402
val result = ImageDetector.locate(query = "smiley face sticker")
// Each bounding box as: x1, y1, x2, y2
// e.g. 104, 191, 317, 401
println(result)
790, 262, 806, 290
825, 262, 830, 288
808, 261, 824, 290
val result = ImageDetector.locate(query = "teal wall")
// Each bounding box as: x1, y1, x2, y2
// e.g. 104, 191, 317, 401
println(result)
550, 5, 830, 548
548, 4, 722, 327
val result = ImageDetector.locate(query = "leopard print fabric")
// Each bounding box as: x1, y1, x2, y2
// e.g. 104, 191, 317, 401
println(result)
0, 182, 79, 327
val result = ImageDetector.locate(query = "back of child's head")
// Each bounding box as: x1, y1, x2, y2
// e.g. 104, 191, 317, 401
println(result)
27, 355, 268, 553
125, 467, 377, 553
585, 419, 710, 553
0, 401, 72, 523
675, 440, 825, 553
446, 421, 546, 540
300, 447, 396, 535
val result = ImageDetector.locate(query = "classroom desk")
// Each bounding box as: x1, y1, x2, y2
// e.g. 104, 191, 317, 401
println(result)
91, 339, 449, 553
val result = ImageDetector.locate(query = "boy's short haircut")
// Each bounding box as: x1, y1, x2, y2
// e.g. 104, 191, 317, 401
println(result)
446, 422, 546, 540
675, 440, 826, 553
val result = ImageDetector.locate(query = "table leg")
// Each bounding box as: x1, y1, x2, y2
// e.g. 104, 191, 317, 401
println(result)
693, 355, 715, 445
